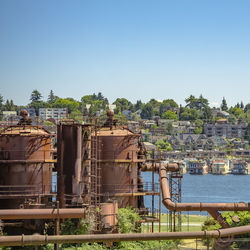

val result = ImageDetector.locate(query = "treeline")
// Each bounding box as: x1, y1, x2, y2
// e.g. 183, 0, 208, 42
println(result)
1, 90, 250, 124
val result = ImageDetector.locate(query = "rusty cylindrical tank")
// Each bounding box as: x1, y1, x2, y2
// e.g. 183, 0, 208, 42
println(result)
0, 125, 53, 209
100, 201, 118, 229
94, 127, 140, 208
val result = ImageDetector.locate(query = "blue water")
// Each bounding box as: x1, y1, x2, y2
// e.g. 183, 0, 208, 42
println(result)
142, 172, 250, 214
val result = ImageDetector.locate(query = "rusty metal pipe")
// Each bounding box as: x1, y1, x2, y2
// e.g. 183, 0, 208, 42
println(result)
160, 166, 250, 212
0, 208, 85, 220
1, 225, 250, 247
141, 163, 179, 172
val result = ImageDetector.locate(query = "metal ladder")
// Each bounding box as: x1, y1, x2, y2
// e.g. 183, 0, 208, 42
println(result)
89, 123, 101, 231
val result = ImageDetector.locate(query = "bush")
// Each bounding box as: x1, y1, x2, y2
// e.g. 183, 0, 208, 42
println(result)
202, 211, 250, 249
117, 208, 141, 234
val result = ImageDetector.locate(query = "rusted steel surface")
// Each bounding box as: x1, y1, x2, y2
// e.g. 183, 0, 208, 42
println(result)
141, 163, 179, 172
160, 166, 250, 212
0, 125, 53, 209
97, 127, 140, 208
2, 225, 250, 246
57, 123, 84, 207
100, 202, 118, 228
0, 208, 86, 220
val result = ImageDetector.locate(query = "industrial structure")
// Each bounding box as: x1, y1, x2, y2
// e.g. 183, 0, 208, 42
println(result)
1, 109, 250, 249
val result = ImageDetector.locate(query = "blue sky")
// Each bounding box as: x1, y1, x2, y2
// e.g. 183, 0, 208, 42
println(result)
0, 0, 250, 107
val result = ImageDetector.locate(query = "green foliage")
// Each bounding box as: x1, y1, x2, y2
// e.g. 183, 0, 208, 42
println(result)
60, 219, 90, 249
117, 208, 141, 234
52, 98, 79, 113
179, 108, 200, 121
61, 219, 90, 235
113, 98, 133, 114
221, 97, 228, 111
229, 106, 244, 118
63, 243, 107, 249
185, 94, 209, 111
28, 100, 48, 115
244, 103, 250, 112
245, 122, 250, 144
141, 103, 153, 120
47, 90, 58, 104
155, 138, 173, 151
81, 93, 109, 115
135, 100, 144, 111
43, 121, 55, 126
30, 89, 42, 102
194, 119, 203, 134
202, 211, 250, 249
115, 240, 178, 249
162, 110, 178, 121
162, 99, 179, 108
69, 109, 83, 122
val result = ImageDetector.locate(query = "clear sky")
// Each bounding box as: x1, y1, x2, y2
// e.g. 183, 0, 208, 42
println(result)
1, 0, 250, 107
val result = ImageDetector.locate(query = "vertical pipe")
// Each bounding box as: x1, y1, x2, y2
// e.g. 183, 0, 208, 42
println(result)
159, 191, 161, 232
151, 151, 155, 233
57, 124, 65, 208
56, 201, 60, 250
73, 125, 82, 196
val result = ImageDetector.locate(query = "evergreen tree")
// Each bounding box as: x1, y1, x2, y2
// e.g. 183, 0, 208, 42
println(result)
141, 103, 153, 119
221, 97, 228, 111
0, 94, 3, 111
135, 100, 143, 110
240, 101, 244, 110
30, 90, 42, 102
47, 90, 57, 104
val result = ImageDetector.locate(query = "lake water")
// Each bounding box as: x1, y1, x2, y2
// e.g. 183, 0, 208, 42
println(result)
142, 172, 250, 214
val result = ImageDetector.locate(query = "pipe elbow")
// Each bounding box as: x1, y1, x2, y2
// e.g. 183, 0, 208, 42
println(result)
163, 198, 176, 211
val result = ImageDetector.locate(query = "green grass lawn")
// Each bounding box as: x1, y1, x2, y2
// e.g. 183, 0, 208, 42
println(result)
142, 214, 208, 233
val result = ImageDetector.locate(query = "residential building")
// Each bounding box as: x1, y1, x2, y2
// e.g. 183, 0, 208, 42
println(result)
27, 108, 36, 117
122, 110, 132, 120
2, 111, 17, 119
128, 121, 139, 132
39, 108, 68, 121
211, 108, 230, 118
204, 121, 247, 138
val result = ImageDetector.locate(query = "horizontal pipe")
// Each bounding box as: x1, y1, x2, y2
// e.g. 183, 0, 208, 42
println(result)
1, 225, 250, 247
142, 163, 179, 172
0, 208, 86, 220
160, 166, 250, 212
0, 160, 56, 163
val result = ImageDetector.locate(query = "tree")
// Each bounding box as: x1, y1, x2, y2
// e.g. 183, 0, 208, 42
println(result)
47, 90, 58, 104
141, 103, 153, 120
113, 98, 133, 114
185, 95, 197, 109
135, 100, 144, 111
240, 101, 244, 110
245, 122, 250, 144
229, 107, 244, 119
52, 98, 79, 113
4, 99, 16, 111
179, 108, 200, 121
81, 93, 109, 115
166, 122, 174, 135
30, 90, 42, 102
202, 106, 213, 122
155, 139, 173, 151
162, 110, 178, 121
221, 97, 228, 111
194, 119, 203, 134
244, 103, 250, 113
185, 95, 209, 111
162, 99, 178, 108
0, 94, 3, 111
202, 211, 250, 249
